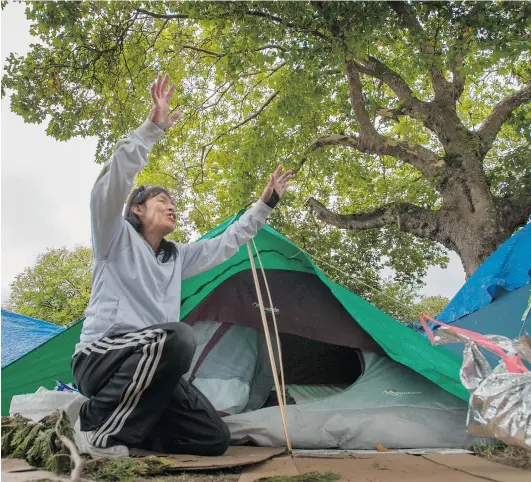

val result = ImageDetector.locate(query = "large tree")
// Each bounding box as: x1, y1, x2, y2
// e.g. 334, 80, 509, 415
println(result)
7, 246, 92, 325
2, 1, 530, 278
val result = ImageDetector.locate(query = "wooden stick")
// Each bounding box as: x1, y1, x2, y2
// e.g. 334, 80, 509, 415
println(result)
55, 411, 84, 482
252, 239, 287, 407
246, 242, 292, 451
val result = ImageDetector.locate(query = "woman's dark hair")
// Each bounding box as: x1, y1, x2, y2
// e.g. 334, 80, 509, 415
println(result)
125, 185, 178, 263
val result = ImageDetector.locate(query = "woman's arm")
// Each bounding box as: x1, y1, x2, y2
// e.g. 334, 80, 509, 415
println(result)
180, 166, 292, 279
90, 73, 180, 260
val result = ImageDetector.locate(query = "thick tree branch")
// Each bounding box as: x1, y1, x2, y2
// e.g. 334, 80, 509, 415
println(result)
388, 2, 426, 46
450, 52, 466, 100
478, 83, 531, 155
351, 54, 471, 151
136, 8, 189, 20
303, 132, 445, 184
294, 134, 360, 174
341, 59, 446, 181
308, 134, 361, 151
307, 197, 441, 240
344, 60, 376, 135
354, 57, 429, 119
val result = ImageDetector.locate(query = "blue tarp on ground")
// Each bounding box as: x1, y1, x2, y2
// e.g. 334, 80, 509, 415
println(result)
1, 309, 65, 368
438, 223, 531, 324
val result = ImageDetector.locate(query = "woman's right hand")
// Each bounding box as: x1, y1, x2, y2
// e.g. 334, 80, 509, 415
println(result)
148, 73, 181, 131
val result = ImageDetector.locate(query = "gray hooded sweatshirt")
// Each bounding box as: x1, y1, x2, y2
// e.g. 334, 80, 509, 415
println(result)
75, 120, 272, 355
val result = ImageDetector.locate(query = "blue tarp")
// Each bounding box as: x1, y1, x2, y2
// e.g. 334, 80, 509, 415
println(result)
438, 223, 531, 323
1, 309, 65, 368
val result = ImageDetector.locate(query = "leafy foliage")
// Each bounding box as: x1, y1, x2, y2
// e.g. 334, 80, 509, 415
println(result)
7, 246, 92, 325
257, 473, 340, 482
2, 412, 73, 474
368, 279, 449, 323
85, 456, 172, 482
2, 1, 529, 282
414, 295, 450, 320
1, 412, 172, 480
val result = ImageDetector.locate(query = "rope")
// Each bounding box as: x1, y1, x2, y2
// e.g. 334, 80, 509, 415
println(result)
292, 247, 423, 321
246, 241, 292, 452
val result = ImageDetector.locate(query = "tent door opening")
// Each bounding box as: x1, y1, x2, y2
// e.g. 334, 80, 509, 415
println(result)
184, 322, 364, 416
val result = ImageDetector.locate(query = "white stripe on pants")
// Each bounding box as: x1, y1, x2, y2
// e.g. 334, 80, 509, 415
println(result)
89, 329, 167, 448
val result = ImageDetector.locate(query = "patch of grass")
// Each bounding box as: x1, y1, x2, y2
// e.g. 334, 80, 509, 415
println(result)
85, 456, 173, 481
475, 442, 531, 470
138, 471, 241, 482
257, 472, 340, 482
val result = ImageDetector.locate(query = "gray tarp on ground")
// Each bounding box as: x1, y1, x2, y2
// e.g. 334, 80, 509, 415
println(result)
186, 321, 477, 449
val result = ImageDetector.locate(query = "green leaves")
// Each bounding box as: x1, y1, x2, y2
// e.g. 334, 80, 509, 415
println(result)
3, 1, 529, 298
7, 246, 93, 326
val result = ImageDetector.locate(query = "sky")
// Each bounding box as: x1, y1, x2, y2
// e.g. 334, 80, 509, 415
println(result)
0, 3, 466, 305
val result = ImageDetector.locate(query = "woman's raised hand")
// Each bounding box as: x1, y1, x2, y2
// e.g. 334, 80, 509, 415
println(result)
148, 73, 181, 131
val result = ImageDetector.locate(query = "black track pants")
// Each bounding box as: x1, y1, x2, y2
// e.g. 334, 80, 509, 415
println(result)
72, 322, 230, 456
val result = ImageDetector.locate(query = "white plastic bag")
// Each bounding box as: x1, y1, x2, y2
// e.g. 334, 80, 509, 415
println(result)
10, 387, 87, 424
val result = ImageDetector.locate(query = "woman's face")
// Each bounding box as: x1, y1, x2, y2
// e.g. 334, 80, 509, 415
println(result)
132, 192, 176, 237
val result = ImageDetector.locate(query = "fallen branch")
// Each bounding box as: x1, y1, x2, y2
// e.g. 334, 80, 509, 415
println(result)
54, 412, 84, 482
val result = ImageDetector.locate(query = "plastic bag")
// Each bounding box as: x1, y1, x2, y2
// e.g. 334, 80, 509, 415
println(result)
420, 313, 531, 451
10, 387, 87, 424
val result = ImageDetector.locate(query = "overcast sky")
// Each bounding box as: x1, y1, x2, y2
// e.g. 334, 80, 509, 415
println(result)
1, 3, 466, 306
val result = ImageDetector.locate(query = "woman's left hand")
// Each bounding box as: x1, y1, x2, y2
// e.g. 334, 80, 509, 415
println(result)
261, 165, 293, 203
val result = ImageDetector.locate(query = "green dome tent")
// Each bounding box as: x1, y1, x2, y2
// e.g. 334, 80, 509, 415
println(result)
2, 210, 473, 449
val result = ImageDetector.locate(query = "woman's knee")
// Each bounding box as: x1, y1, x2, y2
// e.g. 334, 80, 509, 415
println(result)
159, 322, 196, 368
207, 422, 231, 456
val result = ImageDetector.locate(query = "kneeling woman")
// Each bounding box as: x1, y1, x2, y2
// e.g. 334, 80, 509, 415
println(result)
72, 73, 292, 458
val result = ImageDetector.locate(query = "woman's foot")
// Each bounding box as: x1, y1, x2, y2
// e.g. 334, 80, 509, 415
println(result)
73, 419, 129, 459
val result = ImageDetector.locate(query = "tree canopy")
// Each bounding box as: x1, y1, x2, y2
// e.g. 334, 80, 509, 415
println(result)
2, 1, 530, 283
7, 246, 92, 326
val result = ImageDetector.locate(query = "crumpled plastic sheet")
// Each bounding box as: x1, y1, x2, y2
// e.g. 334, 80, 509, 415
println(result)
432, 327, 531, 451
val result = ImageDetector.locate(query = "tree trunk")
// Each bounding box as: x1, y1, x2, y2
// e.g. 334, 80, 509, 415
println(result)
437, 210, 512, 278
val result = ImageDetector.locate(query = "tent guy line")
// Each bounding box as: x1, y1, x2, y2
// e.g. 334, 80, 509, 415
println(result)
293, 246, 423, 322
